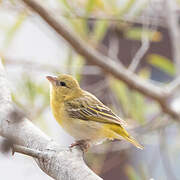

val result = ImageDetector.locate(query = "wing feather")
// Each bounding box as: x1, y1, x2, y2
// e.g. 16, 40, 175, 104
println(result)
65, 91, 126, 127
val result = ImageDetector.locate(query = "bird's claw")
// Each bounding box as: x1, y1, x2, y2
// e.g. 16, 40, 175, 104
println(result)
69, 140, 90, 152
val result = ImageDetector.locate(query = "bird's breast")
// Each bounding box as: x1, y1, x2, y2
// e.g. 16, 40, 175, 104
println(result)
51, 101, 107, 143
50, 98, 65, 126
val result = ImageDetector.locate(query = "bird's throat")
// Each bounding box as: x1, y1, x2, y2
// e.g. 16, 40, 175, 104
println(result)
50, 88, 64, 125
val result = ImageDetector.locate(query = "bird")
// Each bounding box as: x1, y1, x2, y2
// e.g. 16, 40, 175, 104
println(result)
47, 74, 143, 151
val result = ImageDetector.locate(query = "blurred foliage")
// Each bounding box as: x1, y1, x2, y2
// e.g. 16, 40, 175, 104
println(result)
176, 0, 180, 5
90, 20, 108, 43
109, 67, 152, 125
125, 165, 141, 180
64, 49, 85, 81
147, 54, 175, 76
12, 74, 49, 119
58, 0, 148, 46
3, 11, 27, 49
125, 27, 162, 42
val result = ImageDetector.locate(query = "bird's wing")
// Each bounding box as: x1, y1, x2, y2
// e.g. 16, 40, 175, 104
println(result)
65, 91, 144, 150
65, 91, 126, 127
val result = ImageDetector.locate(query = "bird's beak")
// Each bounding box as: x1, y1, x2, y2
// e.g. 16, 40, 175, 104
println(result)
46, 76, 57, 85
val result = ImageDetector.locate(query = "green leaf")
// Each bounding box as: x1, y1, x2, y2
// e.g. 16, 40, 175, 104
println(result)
73, 55, 84, 82
91, 20, 108, 42
125, 165, 141, 180
138, 68, 151, 79
69, 19, 89, 38
110, 76, 146, 124
129, 91, 146, 124
109, 77, 130, 116
125, 27, 162, 42
147, 54, 175, 76
85, 0, 96, 14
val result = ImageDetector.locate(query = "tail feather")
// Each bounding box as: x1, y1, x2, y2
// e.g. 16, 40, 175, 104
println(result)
105, 124, 144, 149
121, 134, 144, 150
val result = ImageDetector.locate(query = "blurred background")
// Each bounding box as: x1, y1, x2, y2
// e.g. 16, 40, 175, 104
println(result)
0, 0, 180, 179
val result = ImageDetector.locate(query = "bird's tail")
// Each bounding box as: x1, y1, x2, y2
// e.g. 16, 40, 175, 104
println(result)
105, 124, 144, 149
120, 133, 144, 150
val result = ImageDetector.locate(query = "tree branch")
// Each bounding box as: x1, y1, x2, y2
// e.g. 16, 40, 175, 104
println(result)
128, 17, 150, 72
0, 58, 102, 180
22, 0, 180, 120
165, 0, 180, 76
13, 144, 43, 158
168, 77, 180, 94
67, 14, 166, 28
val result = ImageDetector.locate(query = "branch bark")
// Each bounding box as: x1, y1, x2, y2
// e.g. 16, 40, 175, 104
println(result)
22, 0, 180, 120
13, 144, 43, 158
165, 0, 180, 76
0, 59, 102, 180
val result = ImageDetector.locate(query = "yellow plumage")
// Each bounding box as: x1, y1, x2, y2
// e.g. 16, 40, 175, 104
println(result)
47, 74, 143, 150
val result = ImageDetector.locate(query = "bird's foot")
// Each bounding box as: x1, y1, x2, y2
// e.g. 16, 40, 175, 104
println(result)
69, 140, 90, 152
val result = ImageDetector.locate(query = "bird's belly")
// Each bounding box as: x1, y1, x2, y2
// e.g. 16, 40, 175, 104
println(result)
61, 117, 106, 143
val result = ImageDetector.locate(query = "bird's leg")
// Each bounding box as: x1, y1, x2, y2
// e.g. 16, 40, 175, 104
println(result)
69, 140, 90, 152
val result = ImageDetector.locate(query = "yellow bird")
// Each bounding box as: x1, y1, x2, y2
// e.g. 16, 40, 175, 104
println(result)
47, 74, 143, 151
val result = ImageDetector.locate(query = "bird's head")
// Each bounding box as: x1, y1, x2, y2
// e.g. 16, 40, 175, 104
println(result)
46, 74, 81, 101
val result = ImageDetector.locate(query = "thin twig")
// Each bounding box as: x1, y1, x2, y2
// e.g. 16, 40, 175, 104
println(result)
1, 2, 167, 29
128, 16, 150, 72
64, 12, 166, 28
167, 77, 180, 95
108, 35, 120, 61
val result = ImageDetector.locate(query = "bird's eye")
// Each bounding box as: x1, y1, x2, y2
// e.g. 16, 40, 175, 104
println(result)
60, 81, 66, 86
56, 81, 66, 87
